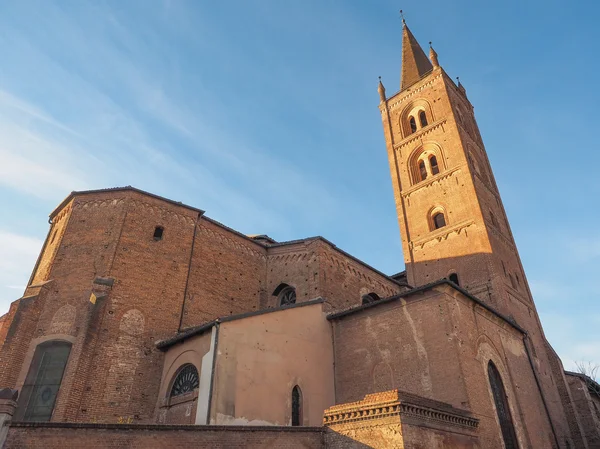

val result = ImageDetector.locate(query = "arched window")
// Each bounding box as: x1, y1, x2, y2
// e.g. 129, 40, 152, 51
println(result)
170, 364, 199, 397
418, 160, 428, 181
273, 283, 297, 306
487, 362, 519, 449
362, 293, 381, 305
409, 116, 417, 134
433, 212, 446, 230
419, 110, 428, 127
17, 341, 72, 421
429, 156, 439, 175
449, 273, 460, 286
292, 385, 302, 426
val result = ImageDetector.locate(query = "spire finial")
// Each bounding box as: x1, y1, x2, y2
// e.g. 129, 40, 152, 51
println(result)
400, 9, 406, 25
429, 41, 439, 68
378, 76, 386, 103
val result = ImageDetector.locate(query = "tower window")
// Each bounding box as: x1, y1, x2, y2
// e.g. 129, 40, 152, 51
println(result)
419, 111, 428, 127
418, 160, 428, 181
153, 226, 164, 241
449, 273, 460, 286
361, 293, 381, 305
409, 116, 417, 134
291, 385, 302, 426
487, 361, 519, 449
433, 212, 446, 230
430, 156, 440, 175
170, 364, 199, 397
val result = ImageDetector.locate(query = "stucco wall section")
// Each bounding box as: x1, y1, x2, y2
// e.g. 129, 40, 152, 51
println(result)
211, 302, 334, 426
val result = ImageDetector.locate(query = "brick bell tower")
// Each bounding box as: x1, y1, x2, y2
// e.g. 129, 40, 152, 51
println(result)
379, 21, 534, 316
378, 21, 584, 446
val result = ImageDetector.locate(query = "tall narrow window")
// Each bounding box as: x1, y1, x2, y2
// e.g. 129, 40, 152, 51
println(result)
419, 110, 428, 127
409, 116, 417, 133
17, 341, 72, 422
418, 160, 428, 181
488, 362, 519, 449
430, 156, 440, 175
433, 212, 446, 230
291, 385, 302, 426
449, 273, 460, 286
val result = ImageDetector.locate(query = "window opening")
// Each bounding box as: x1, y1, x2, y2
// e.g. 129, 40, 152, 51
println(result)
153, 226, 164, 241
409, 116, 417, 134
449, 273, 460, 286
488, 362, 520, 449
418, 160, 428, 181
18, 341, 71, 422
430, 156, 440, 175
362, 293, 381, 305
170, 364, 199, 397
419, 110, 428, 127
292, 385, 302, 426
279, 287, 297, 306
433, 212, 446, 230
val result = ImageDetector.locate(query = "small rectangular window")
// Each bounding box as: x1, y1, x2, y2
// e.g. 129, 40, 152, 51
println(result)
153, 226, 164, 241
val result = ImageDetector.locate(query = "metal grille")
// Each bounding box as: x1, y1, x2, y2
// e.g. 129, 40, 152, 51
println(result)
279, 287, 296, 306
170, 364, 199, 397
488, 362, 519, 449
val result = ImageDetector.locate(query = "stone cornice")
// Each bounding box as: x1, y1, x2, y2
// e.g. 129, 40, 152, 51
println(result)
394, 118, 447, 150
401, 166, 461, 198
410, 219, 475, 249
323, 390, 478, 430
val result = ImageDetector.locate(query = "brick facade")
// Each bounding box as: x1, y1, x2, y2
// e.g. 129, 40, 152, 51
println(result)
0, 18, 596, 449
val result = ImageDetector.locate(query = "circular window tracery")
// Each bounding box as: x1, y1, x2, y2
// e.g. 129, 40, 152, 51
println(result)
279, 287, 297, 306
170, 364, 199, 397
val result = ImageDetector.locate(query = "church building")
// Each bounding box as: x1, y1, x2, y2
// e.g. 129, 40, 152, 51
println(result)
0, 21, 598, 449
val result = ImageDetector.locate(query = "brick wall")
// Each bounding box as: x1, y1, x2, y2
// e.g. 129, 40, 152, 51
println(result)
3, 423, 324, 449
565, 373, 600, 448
330, 285, 556, 448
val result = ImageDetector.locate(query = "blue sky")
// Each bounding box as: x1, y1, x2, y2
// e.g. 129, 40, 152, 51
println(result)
0, 0, 599, 370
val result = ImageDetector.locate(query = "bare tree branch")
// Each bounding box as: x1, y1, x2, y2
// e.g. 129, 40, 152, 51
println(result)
575, 360, 600, 397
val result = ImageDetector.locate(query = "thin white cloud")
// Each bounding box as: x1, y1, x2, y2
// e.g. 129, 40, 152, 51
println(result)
0, 230, 43, 313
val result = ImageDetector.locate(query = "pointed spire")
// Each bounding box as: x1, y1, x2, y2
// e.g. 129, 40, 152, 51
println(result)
400, 23, 433, 90
429, 42, 439, 68
378, 76, 386, 103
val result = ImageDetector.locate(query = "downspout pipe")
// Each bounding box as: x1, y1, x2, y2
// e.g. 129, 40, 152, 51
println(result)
178, 212, 202, 332
523, 334, 560, 448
